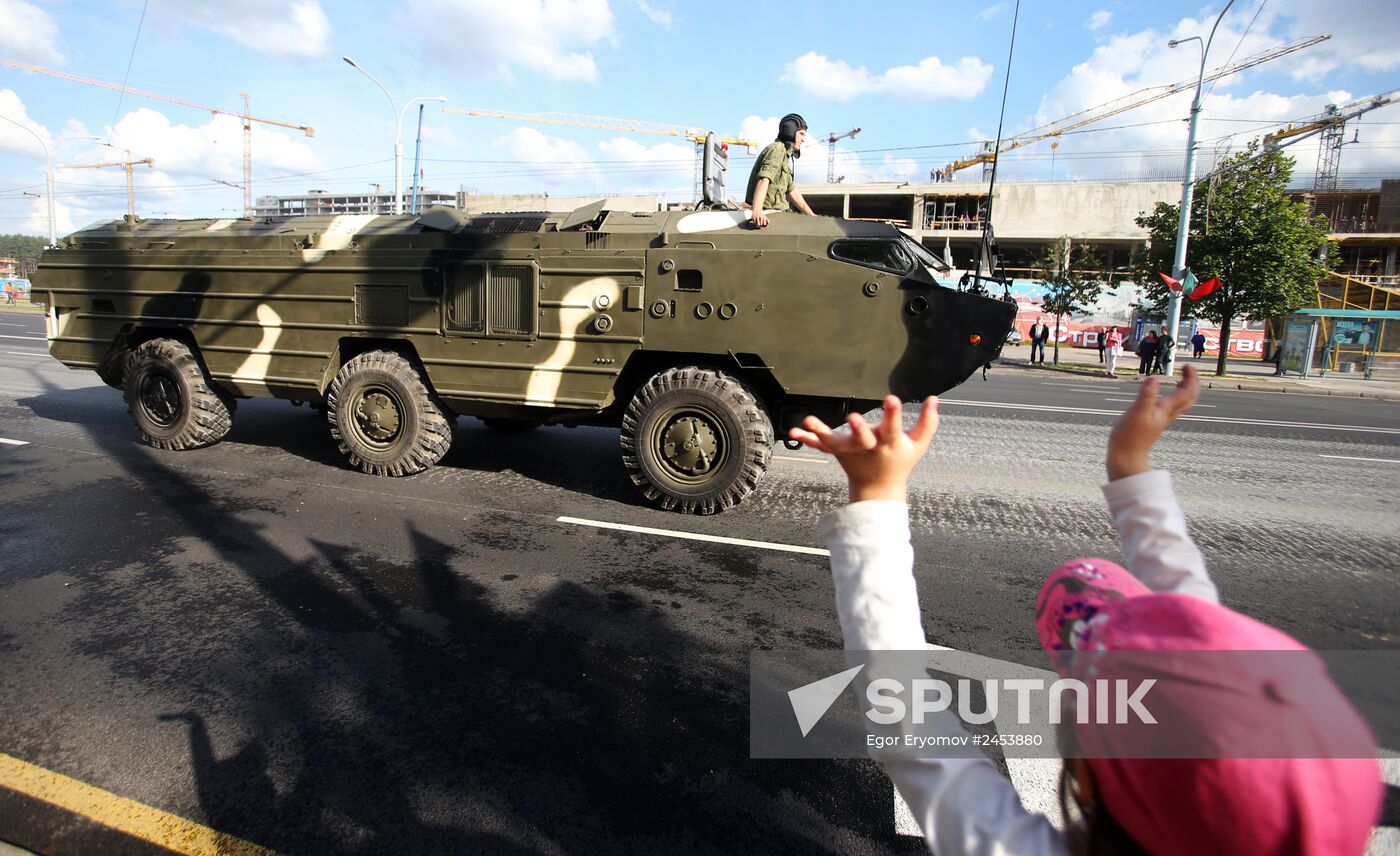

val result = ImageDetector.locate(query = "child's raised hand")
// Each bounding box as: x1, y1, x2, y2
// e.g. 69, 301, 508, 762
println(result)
787, 395, 939, 503
1107, 364, 1200, 481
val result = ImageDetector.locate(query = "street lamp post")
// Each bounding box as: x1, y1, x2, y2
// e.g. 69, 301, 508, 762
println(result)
342, 57, 446, 216
1163, 0, 1236, 377
342, 56, 398, 213
1, 114, 55, 245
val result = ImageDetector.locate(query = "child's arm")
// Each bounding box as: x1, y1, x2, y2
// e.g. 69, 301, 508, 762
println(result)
1103, 365, 1219, 602
791, 398, 1066, 855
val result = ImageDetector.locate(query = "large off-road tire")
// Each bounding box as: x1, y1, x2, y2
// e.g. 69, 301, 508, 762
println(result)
326, 351, 453, 477
620, 366, 773, 514
122, 338, 234, 450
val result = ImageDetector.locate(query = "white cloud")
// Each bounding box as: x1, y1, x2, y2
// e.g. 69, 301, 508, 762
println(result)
407, 0, 615, 83
738, 115, 779, 146
490, 127, 598, 188
1266, 0, 1400, 78
0, 89, 52, 159
782, 51, 993, 101
0, 0, 63, 64
636, 0, 673, 29
596, 136, 693, 189
147, 0, 332, 59
1088, 10, 1112, 31
1010, 9, 1400, 182
977, 2, 1008, 21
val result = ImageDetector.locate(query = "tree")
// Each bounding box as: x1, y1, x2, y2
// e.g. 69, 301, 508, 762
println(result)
1035, 237, 1110, 365
0, 234, 47, 278
1132, 144, 1331, 376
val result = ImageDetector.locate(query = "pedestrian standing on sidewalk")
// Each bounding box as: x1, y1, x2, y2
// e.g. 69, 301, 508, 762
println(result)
1105, 326, 1123, 377
1153, 329, 1175, 375
1137, 331, 1157, 375
1191, 331, 1206, 360
1096, 327, 1107, 363
1029, 318, 1050, 365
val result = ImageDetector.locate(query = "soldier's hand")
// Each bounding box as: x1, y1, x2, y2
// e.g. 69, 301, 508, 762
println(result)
1106, 364, 1199, 481
788, 396, 939, 503
752, 209, 769, 228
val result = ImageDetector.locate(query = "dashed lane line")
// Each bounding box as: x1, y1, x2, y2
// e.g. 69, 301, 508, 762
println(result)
0, 335, 44, 341
1319, 454, 1400, 464
0, 438, 29, 446
557, 516, 830, 556
6, 351, 44, 357
940, 399, 1400, 435
0, 752, 274, 856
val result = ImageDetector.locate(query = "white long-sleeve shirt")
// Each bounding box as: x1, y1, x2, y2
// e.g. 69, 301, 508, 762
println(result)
820, 470, 1217, 855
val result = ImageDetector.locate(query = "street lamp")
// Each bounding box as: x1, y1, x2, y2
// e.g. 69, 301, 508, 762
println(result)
343, 57, 444, 216
1163, 0, 1236, 377
1, 114, 55, 245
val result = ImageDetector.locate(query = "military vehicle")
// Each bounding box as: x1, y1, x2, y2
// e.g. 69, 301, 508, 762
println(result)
30, 202, 1014, 513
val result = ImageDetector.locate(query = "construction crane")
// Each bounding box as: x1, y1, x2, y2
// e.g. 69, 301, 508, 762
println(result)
442, 107, 759, 199
59, 151, 154, 219
1263, 90, 1399, 190
827, 128, 861, 183
939, 34, 1330, 180
0, 59, 314, 217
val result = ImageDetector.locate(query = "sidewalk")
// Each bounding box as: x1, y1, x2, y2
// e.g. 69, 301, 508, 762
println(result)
998, 343, 1400, 402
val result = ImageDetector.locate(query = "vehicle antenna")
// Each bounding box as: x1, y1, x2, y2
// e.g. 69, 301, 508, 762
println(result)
975, 0, 1021, 294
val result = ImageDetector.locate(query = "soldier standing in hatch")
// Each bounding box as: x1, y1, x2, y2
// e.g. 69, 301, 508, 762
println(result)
747, 113, 818, 228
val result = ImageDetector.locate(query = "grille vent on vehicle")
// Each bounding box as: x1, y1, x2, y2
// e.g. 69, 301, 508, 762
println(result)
448, 266, 485, 332
460, 215, 548, 234
489, 265, 533, 335
585, 232, 609, 249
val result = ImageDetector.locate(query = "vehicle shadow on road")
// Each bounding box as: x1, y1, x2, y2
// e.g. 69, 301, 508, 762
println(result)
16, 373, 912, 854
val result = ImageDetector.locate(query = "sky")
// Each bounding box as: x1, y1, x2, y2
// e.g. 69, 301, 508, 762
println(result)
1, 0, 1398, 236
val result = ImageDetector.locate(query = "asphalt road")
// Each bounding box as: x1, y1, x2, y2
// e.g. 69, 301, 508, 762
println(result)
2, 309, 1397, 854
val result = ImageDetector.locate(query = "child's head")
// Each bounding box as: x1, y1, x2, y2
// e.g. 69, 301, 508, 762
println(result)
1036, 559, 1382, 854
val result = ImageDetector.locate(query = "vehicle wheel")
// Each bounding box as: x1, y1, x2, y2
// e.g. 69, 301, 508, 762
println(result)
620, 366, 773, 514
481, 417, 540, 434
326, 350, 453, 476
122, 338, 234, 450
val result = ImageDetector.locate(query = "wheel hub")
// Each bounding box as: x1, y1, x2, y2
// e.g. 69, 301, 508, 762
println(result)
661, 414, 720, 476
140, 372, 181, 427
354, 391, 401, 443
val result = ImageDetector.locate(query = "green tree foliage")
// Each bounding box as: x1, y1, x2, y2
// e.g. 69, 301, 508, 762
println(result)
1132, 145, 1331, 376
1035, 236, 1110, 364
0, 234, 48, 276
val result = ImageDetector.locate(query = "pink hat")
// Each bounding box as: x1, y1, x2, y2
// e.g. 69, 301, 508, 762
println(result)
1035, 558, 1383, 856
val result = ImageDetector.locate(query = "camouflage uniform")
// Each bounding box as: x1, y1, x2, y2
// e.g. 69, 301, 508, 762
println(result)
746, 141, 795, 211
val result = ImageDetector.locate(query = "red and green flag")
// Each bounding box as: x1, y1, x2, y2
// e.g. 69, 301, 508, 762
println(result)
1158, 270, 1223, 301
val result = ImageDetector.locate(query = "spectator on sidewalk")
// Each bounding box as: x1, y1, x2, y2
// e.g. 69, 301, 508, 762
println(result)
1028, 318, 1050, 365
1153, 329, 1175, 375
1191, 331, 1207, 360
1137, 331, 1158, 375
1096, 327, 1107, 364
1105, 327, 1123, 377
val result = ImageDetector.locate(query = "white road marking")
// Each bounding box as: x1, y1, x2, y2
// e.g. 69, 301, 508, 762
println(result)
1104, 398, 1136, 403
0, 437, 30, 446
0, 322, 29, 327
6, 351, 44, 357
556, 516, 829, 556
1040, 382, 1110, 390
1319, 454, 1400, 464
940, 399, 1400, 435
0, 335, 45, 341
773, 454, 829, 464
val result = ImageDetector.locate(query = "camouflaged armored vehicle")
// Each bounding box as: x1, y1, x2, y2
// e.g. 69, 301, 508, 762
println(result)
31, 202, 1014, 513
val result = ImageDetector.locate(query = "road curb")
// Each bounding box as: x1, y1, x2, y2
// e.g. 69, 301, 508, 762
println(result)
993, 357, 1400, 402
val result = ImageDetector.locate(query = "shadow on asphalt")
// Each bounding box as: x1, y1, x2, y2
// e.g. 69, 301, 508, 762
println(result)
11, 372, 914, 854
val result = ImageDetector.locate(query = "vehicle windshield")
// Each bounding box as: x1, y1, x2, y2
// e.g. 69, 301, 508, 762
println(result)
828, 239, 913, 275
901, 236, 950, 274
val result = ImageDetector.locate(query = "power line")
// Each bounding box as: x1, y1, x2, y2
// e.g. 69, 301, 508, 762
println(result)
110, 0, 151, 132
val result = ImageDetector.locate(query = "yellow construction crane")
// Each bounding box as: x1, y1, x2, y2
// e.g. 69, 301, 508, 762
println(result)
442, 107, 758, 198
0, 59, 314, 217
59, 151, 154, 219
827, 128, 861, 183
939, 34, 1330, 180
1263, 89, 1399, 189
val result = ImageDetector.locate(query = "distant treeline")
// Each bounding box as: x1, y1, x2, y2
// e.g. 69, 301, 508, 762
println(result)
0, 234, 47, 270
